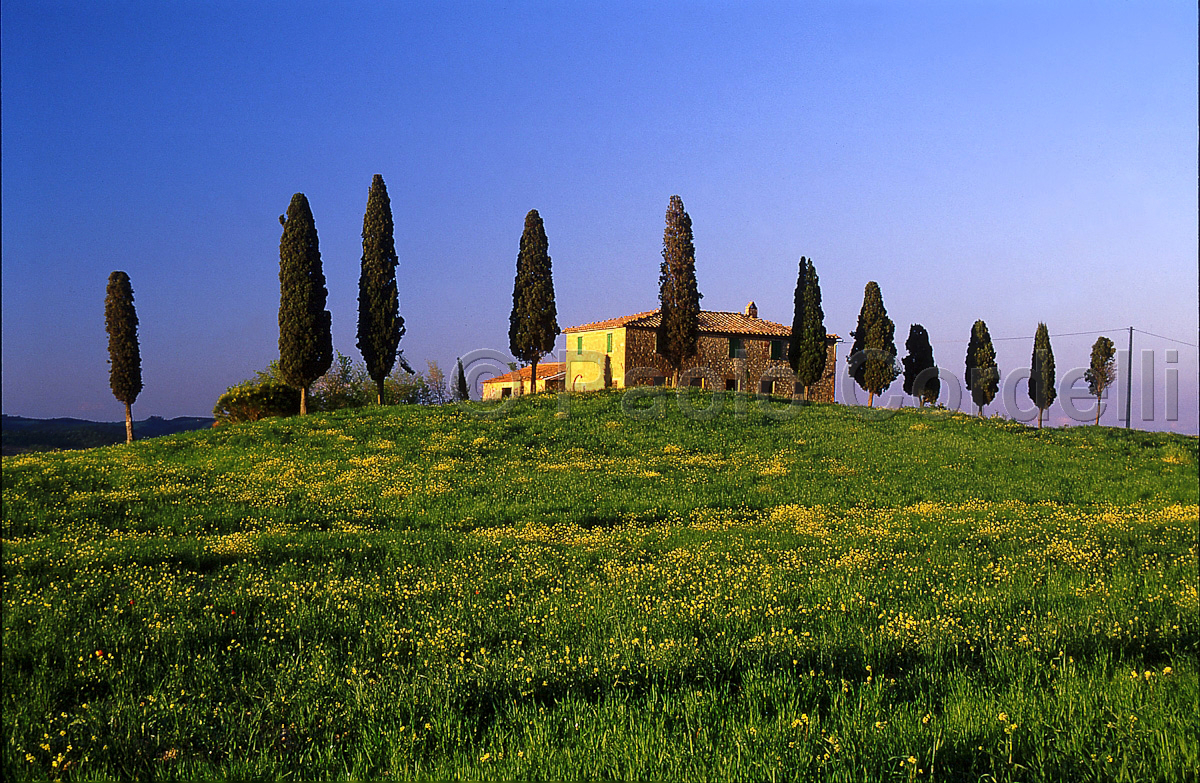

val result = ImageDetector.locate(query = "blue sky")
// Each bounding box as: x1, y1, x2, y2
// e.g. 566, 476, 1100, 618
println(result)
3, 1, 1196, 432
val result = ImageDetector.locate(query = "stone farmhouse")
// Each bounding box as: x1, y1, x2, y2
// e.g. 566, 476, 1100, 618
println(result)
481, 303, 837, 401
547, 302, 837, 400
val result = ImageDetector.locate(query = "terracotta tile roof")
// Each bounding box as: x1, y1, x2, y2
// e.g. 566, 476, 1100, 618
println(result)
561, 310, 660, 333
481, 362, 566, 385
564, 309, 837, 339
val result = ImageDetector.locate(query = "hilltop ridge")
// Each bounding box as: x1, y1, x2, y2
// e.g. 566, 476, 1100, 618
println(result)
3, 392, 1194, 539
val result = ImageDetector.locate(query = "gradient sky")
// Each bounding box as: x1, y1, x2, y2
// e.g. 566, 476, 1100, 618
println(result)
3, 1, 1196, 432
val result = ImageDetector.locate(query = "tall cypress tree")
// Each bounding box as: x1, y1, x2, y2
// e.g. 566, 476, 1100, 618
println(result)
847, 281, 898, 407
1028, 322, 1056, 428
789, 257, 826, 400
965, 319, 999, 417
657, 195, 703, 385
357, 174, 404, 405
902, 324, 939, 406
1084, 336, 1116, 426
453, 358, 470, 402
278, 193, 332, 415
105, 270, 142, 444
508, 209, 560, 393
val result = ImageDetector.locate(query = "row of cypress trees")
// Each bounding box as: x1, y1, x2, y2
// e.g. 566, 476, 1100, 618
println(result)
107, 190, 1124, 438
106, 177, 405, 443
504, 195, 713, 394
654, 196, 833, 396
500, 194, 1118, 428
504, 195, 833, 398
277, 176, 404, 415
846, 281, 1118, 426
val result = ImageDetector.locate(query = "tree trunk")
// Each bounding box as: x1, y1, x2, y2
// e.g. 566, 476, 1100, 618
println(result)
1095, 394, 1102, 426
300, 386, 308, 415
803, 384, 810, 402
124, 402, 133, 444
530, 358, 539, 396
867, 390, 874, 408
1037, 408, 1043, 428
377, 377, 385, 406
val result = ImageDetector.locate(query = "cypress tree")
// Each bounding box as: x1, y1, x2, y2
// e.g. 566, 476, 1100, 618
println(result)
847, 281, 898, 407
278, 193, 333, 415
789, 257, 826, 400
508, 209, 560, 393
965, 319, 999, 416
657, 195, 703, 386
105, 270, 142, 444
453, 358, 470, 402
1027, 322, 1056, 428
901, 324, 939, 406
356, 174, 404, 405
1084, 336, 1117, 426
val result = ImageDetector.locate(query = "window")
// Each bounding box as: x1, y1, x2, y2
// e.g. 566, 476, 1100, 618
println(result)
725, 379, 738, 391
760, 379, 774, 395
770, 340, 783, 360
576, 336, 583, 355
689, 376, 703, 388
728, 337, 744, 359
501, 387, 512, 398
606, 332, 613, 353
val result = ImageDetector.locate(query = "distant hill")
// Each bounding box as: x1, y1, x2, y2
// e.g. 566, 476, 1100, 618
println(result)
0, 414, 214, 455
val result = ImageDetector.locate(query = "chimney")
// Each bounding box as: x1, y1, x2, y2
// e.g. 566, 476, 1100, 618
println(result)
744, 301, 758, 318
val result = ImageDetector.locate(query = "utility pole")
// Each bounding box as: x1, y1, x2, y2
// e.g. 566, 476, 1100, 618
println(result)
1124, 326, 1133, 429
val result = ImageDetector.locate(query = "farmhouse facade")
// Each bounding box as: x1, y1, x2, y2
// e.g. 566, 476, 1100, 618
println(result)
560, 303, 838, 401
481, 362, 565, 400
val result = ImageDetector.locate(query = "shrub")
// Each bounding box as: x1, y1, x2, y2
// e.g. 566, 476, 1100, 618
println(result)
310, 352, 373, 412
383, 367, 428, 405
215, 353, 434, 424
311, 351, 439, 408
212, 381, 300, 425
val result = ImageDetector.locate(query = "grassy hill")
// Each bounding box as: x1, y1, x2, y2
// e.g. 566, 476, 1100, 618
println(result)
3, 391, 1197, 781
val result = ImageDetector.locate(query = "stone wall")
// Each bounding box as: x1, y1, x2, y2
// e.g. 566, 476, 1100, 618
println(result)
622, 327, 837, 402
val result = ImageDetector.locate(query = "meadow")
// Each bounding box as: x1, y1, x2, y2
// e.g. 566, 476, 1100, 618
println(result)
3, 390, 1197, 781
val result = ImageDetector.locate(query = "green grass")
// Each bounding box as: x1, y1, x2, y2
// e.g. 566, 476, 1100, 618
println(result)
3, 391, 1197, 781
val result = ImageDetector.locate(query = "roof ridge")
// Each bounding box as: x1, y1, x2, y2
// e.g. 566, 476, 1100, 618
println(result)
563, 308, 839, 339
480, 362, 565, 385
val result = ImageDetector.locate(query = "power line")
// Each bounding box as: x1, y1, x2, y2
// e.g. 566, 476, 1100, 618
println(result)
888, 326, 1199, 348
1132, 328, 1199, 349
991, 329, 1126, 342
929, 328, 1125, 344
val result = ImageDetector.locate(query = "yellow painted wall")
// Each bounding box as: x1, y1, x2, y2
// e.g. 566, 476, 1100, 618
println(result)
564, 327, 627, 391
